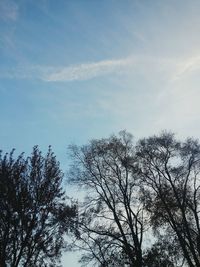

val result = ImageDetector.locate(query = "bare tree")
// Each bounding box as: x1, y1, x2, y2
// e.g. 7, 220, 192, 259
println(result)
68, 131, 146, 267
136, 132, 200, 267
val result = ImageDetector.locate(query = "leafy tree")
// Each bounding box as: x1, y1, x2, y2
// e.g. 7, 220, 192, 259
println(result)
68, 131, 147, 267
0, 146, 77, 267
143, 237, 180, 267
136, 132, 200, 267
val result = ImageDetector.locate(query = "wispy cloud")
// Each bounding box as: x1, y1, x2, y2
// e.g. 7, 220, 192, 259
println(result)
0, 58, 134, 82
44, 55, 200, 83
43, 58, 133, 82
2, 54, 200, 83
172, 55, 200, 81
0, 55, 176, 82
0, 0, 19, 21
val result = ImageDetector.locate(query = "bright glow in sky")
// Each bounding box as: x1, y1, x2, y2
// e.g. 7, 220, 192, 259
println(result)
1, 0, 200, 265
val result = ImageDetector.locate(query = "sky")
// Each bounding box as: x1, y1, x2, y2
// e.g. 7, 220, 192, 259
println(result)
1, 0, 200, 265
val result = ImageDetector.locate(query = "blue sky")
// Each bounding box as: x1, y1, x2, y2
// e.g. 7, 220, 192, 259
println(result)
1, 0, 200, 265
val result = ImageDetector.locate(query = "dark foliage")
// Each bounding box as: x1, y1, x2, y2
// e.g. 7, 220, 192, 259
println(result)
0, 146, 77, 267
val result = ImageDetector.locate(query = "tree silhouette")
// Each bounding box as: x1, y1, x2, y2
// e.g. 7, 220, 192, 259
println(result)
68, 131, 200, 267
0, 146, 77, 267
136, 132, 200, 267
68, 131, 146, 267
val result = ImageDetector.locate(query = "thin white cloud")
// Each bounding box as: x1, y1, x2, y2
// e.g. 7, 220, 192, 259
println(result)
172, 55, 200, 81
2, 54, 200, 84
0, 0, 19, 21
1, 55, 175, 82
0, 58, 134, 82
42, 58, 133, 82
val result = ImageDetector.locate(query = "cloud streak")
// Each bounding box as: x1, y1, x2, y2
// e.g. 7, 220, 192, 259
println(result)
43, 58, 133, 82
0, 58, 134, 82
43, 59, 132, 82
2, 54, 200, 83
172, 55, 200, 81
0, 55, 176, 82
